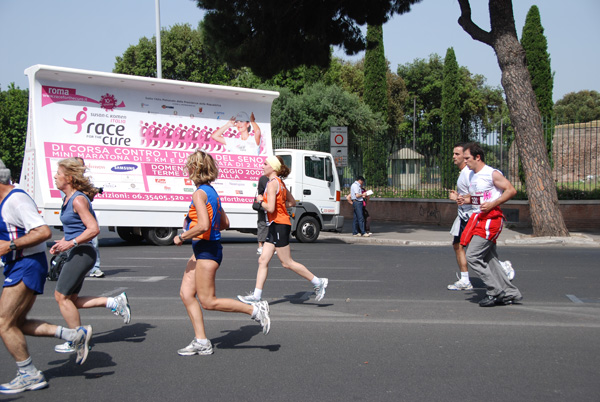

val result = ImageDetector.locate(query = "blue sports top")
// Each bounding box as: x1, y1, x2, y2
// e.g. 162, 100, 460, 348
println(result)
60, 191, 96, 241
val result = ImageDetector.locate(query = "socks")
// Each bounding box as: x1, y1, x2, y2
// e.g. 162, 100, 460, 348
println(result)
106, 297, 117, 310
310, 276, 321, 287
196, 338, 209, 345
56, 326, 79, 342
460, 272, 470, 282
17, 356, 37, 375
253, 288, 263, 300
251, 304, 258, 318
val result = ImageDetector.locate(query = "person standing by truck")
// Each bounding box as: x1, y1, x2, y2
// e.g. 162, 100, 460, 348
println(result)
175, 150, 270, 356
211, 111, 262, 155
255, 175, 269, 255
50, 158, 131, 357
238, 156, 329, 304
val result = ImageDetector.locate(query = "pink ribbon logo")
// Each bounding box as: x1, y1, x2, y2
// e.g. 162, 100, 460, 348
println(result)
63, 107, 88, 133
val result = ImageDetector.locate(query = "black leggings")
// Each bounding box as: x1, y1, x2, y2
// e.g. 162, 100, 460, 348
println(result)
55, 244, 97, 296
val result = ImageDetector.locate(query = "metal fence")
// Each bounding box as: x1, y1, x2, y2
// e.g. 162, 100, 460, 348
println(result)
274, 120, 600, 200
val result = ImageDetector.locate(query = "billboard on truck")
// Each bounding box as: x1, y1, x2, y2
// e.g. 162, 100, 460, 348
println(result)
21, 65, 280, 233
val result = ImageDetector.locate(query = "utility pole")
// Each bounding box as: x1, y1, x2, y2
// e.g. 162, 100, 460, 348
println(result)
412, 97, 416, 150
155, 0, 162, 79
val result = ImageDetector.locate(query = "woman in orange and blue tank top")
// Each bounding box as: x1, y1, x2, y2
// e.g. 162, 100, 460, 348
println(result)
174, 150, 271, 356
237, 155, 329, 306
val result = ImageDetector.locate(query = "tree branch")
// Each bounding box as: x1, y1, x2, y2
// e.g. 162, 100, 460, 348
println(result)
457, 0, 493, 46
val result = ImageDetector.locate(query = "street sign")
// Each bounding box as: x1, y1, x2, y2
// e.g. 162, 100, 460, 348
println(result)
330, 126, 348, 147
331, 146, 348, 167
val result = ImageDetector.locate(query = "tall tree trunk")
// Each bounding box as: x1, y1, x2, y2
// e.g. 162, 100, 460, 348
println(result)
458, 0, 569, 236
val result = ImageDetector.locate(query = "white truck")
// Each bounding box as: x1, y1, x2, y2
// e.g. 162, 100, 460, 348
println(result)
20, 65, 343, 245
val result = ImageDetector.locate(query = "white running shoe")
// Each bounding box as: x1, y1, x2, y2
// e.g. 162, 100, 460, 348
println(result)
54, 341, 75, 354
177, 339, 214, 356
237, 293, 261, 304
112, 292, 131, 324
500, 260, 515, 281
447, 280, 474, 290
252, 300, 271, 335
89, 269, 105, 278
0, 370, 47, 394
314, 278, 329, 301
73, 325, 92, 365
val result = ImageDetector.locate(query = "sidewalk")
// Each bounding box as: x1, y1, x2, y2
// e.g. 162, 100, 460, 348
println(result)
318, 219, 600, 247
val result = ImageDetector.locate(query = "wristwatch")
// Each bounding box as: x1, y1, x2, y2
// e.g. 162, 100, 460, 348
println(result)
9, 240, 16, 251
72, 239, 78, 247
178, 234, 184, 242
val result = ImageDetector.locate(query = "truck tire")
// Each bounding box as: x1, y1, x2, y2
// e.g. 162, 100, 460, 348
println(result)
295, 215, 320, 243
116, 227, 144, 244
142, 227, 177, 246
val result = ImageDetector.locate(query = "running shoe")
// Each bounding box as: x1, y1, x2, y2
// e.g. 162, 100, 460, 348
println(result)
89, 269, 105, 278
54, 341, 75, 354
73, 325, 92, 365
447, 280, 473, 290
252, 300, 271, 335
500, 260, 515, 281
112, 292, 131, 324
177, 339, 214, 356
314, 278, 329, 301
237, 293, 261, 304
0, 371, 47, 394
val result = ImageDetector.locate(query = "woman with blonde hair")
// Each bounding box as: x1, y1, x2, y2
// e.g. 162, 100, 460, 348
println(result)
50, 158, 130, 364
175, 150, 270, 356
238, 155, 328, 304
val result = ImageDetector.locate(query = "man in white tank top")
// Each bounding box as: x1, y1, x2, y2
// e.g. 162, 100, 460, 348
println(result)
460, 143, 522, 307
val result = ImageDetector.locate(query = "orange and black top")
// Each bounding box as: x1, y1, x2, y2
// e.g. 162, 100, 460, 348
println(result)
264, 177, 291, 226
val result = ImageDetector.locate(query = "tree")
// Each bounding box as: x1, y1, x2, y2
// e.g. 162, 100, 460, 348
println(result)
114, 23, 234, 85
458, 0, 568, 236
0, 84, 28, 182
554, 90, 600, 123
441, 47, 462, 189
397, 55, 502, 158
363, 24, 389, 186
521, 5, 553, 162
271, 83, 387, 180
196, 0, 423, 78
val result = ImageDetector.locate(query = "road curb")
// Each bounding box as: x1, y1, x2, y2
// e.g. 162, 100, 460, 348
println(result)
319, 233, 600, 247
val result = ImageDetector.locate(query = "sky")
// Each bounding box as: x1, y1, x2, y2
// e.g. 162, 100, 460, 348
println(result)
0, 0, 598, 102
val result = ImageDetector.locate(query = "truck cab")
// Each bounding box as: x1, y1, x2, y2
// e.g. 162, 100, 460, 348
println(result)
275, 149, 344, 242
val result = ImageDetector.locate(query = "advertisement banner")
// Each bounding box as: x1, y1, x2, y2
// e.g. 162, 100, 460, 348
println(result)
29, 71, 278, 213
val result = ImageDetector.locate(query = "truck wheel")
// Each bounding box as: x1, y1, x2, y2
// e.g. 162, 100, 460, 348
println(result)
116, 227, 144, 244
142, 227, 177, 246
295, 216, 320, 243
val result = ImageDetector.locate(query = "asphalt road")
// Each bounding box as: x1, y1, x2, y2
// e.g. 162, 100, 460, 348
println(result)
1, 231, 599, 401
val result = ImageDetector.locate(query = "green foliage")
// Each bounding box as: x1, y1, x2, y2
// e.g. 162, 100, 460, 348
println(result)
363, 24, 389, 186
271, 82, 387, 183
521, 6, 553, 119
440, 48, 461, 189
554, 90, 600, 123
364, 25, 388, 117
196, 0, 422, 78
271, 83, 385, 140
521, 5, 553, 162
0, 83, 28, 182
114, 23, 234, 85
397, 55, 504, 159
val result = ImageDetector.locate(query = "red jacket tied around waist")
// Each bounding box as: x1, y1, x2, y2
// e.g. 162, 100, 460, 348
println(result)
460, 207, 505, 247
